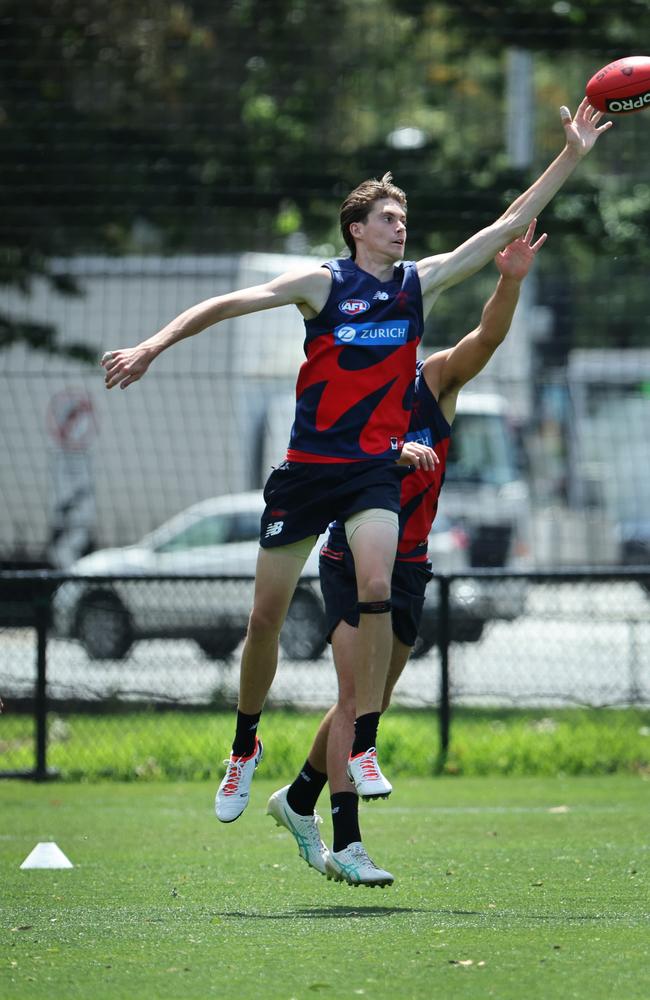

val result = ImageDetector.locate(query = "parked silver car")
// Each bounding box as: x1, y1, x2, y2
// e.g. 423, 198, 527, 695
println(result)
52, 491, 516, 662
52, 492, 327, 662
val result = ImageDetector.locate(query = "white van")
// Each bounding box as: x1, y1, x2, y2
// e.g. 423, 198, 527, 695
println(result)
438, 392, 531, 569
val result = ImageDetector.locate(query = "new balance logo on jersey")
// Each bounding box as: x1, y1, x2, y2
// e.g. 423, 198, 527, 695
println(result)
373, 291, 390, 301
264, 520, 284, 538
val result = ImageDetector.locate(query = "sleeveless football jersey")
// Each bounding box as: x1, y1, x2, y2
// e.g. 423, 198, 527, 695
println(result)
324, 361, 451, 561
397, 361, 451, 562
286, 258, 424, 463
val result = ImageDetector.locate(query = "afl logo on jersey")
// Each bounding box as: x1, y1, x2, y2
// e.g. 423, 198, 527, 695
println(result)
339, 298, 370, 316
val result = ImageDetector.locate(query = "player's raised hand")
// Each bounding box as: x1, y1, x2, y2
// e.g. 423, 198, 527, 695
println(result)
560, 98, 613, 156
101, 346, 153, 389
495, 219, 547, 281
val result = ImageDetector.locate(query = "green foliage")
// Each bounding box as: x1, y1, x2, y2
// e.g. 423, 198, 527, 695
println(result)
445, 708, 650, 777
0, 315, 95, 362
2, 0, 650, 355
425, 0, 650, 54
1, 707, 648, 780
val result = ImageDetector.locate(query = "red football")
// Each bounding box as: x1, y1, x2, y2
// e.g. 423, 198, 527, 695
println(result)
586, 55, 650, 114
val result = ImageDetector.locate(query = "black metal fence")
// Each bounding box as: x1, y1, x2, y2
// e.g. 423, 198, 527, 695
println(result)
1, 568, 650, 780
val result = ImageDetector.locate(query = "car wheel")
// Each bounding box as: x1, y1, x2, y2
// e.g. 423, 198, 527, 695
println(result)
280, 587, 328, 661
196, 627, 245, 660
410, 615, 486, 658
76, 591, 133, 660
452, 618, 485, 643
410, 630, 436, 659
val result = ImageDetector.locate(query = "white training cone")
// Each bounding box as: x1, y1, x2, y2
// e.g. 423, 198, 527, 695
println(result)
20, 842, 73, 869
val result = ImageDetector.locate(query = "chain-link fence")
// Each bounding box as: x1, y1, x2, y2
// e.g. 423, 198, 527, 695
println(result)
2, 568, 649, 778
3, 4, 650, 579
3, 5, 650, 780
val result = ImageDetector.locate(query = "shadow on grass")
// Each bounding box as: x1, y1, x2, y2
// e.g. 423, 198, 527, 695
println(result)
215, 906, 625, 922
214, 906, 480, 919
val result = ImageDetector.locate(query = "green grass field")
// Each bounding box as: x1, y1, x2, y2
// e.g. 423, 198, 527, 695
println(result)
1, 775, 648, 1000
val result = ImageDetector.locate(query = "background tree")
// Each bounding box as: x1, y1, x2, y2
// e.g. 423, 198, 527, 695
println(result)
2, 0, 650, 357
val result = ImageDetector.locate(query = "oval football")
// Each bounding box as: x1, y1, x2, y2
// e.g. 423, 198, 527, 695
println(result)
585, 55, 650, 114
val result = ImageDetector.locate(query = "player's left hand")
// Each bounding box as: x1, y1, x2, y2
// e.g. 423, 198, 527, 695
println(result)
398, 440, 439, 470
561, 98, 613, 156
495, 219, 547, 281
101, 346, 154, 389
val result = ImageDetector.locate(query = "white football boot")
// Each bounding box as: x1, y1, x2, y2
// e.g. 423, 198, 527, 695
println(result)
326, 841, 394, 887
266, 785, 330, 876
346, 747, 392, 800
215, 736, 263, 823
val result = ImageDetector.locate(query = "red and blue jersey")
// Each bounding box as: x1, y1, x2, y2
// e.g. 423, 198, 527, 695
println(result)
286, 258, 424, 463
324, 361, 451, 562
397, 362, 451, 562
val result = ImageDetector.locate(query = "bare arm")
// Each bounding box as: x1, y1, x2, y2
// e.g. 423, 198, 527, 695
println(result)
423, 221, 547, 422
102, 266, 331, 389
417, 100, 612, 313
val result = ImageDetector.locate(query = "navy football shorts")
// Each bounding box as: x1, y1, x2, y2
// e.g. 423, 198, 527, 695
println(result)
259, 459, 406, 549
319, 534, 433, 648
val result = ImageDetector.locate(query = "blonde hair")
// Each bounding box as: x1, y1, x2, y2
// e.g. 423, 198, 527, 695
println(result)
339, 172, 407, 258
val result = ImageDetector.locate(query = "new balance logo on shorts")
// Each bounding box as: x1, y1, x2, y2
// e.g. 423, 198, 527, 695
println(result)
264, 520, 284, 538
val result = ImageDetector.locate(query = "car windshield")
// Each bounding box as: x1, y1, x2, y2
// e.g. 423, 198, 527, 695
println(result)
151, 509, 262, 553
445, 412, 518, 487
153, 515, 230, 552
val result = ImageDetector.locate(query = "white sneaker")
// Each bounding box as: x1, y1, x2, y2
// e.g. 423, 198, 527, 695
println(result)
346, 747, 392, 800
326, 842, 394, 887
215, 737, 263, 823
266, 785, 330, 876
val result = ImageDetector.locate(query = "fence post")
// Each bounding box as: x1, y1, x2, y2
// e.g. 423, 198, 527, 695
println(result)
33, 581, 52, 781
436, 575, 451, 773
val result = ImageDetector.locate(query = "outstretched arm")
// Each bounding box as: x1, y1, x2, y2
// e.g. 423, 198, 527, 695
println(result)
422, 220, 546, 420
101, 266, 330, 389
417, 100, 611, 312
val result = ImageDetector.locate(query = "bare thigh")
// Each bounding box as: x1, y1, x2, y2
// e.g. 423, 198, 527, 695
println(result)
345, 520, 398, 599
250, 545, 312, 630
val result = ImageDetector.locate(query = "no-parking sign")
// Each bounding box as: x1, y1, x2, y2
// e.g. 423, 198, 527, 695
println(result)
47, 389, 96, 451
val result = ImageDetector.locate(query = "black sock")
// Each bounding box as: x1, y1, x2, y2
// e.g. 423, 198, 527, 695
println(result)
331, 792, 361, 852
351, 711, 380, 757
231, 710, 261, 757
286, 759, 328, 816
